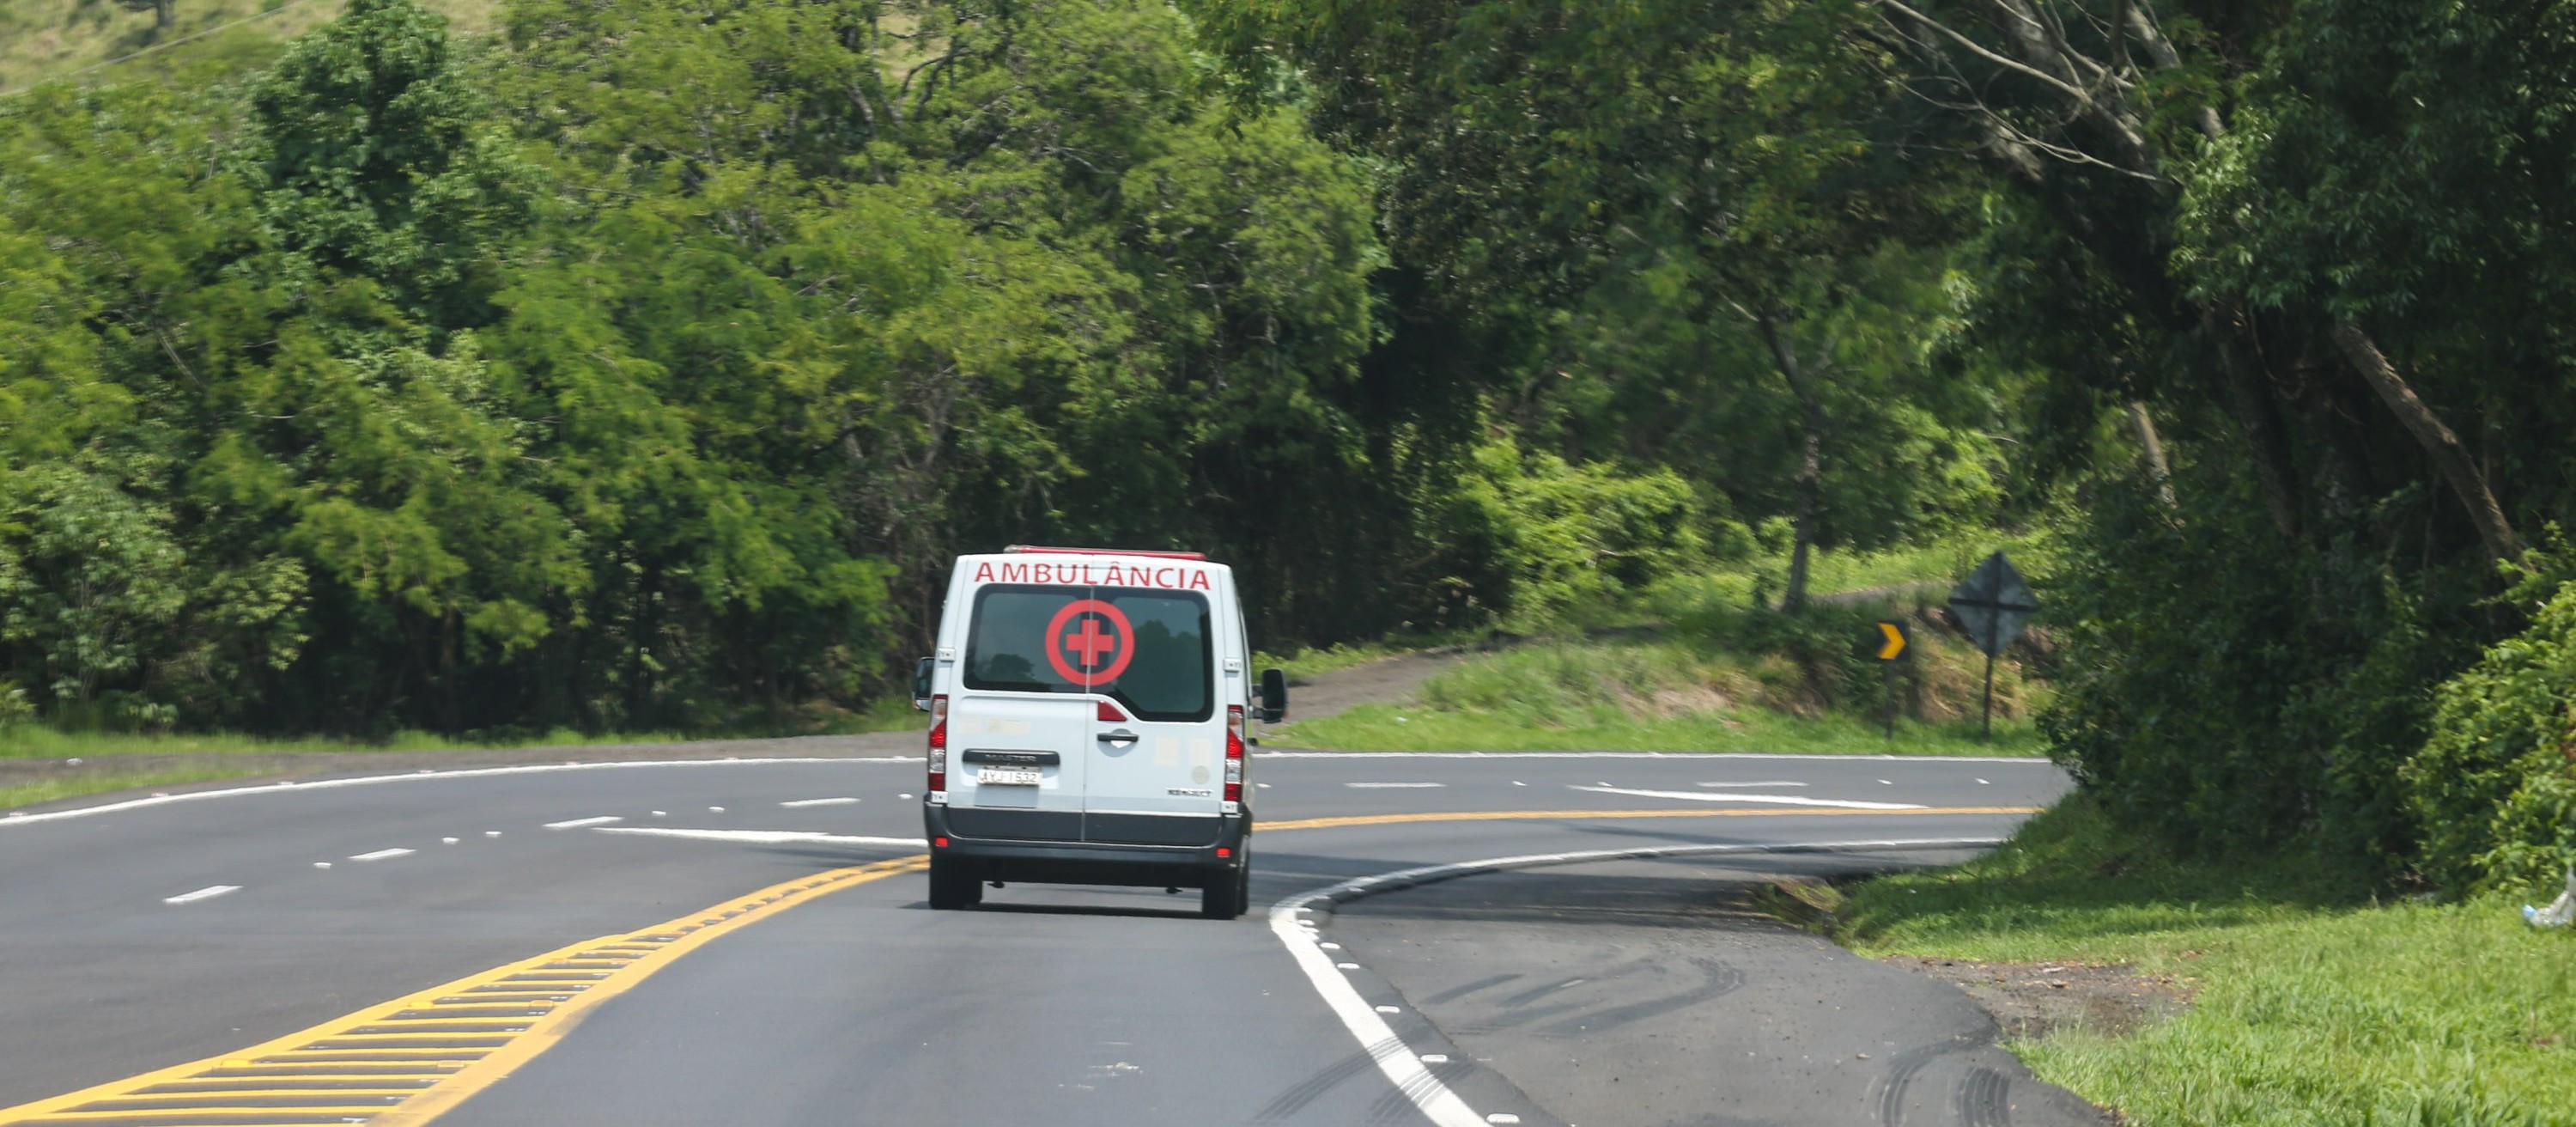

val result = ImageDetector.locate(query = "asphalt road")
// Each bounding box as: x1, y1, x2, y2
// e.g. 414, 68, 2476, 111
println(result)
0, 749, 2078, 1126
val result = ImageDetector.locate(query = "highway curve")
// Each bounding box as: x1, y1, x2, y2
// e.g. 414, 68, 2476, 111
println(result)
0, 749, 2086, 1126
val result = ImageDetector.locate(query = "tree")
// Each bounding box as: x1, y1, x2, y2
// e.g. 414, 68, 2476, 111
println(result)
1195, 0, 1999, 610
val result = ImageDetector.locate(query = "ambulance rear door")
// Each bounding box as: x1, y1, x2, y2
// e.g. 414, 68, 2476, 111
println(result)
946, 574, 1095, 839
1076, 576, 1226, 847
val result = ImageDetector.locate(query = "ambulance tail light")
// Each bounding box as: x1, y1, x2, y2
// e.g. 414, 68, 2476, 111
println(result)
927, 694, 949, 793
1224, 704, 1246, 803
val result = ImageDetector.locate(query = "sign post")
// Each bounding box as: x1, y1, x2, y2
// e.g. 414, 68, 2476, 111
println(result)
1946, 551, 2041, 740
1870, 619, 1910, 743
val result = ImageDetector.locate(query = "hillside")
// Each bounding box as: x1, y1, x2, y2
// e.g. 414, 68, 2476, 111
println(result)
0, 0, 495, 94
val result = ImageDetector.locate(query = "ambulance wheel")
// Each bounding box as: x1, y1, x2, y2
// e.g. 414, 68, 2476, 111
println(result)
1202, 859, 1249, 920
928, 856, 981, 910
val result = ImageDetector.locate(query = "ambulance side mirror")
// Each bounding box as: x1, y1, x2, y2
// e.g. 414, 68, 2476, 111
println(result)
1258, 667, 1289, 723
912, 657, 935, 710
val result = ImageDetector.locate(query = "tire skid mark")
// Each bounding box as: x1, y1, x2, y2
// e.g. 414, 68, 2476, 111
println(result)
1956, 1064, 2013, 1127
1251, 1048, 1380, 1123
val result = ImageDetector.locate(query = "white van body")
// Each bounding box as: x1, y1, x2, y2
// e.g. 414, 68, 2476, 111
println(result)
919, 547, 1260, 917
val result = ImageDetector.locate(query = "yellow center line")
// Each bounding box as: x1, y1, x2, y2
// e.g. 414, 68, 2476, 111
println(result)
1263, 805, 2038, 832
0, 856, 926, 1127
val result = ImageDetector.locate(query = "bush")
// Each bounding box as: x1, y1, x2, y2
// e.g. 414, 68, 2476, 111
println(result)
1425, 441, 1704, 625
2042, 475, 2482, 867
2410, 558, 2576, 896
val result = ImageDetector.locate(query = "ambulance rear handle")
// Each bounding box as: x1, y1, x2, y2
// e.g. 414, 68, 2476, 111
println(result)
1258, 667, 1289, 722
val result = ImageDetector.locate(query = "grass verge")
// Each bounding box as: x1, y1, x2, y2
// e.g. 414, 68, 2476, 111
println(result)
1255, 638, 1437, 682
0, 725, 689, 760
1271, 637, 2044, 755
1827, 797, 2574, 1125
0, 766, 266, 813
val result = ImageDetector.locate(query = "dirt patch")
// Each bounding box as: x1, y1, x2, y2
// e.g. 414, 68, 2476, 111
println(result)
1885, 956, 2193, 1039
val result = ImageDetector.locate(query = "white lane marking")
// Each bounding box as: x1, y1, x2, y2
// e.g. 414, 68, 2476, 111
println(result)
1261, 751, 2050, 764
441, 837, 460, 844
0, 758, 918, 829
1375, 1005, 1401, 1014
1267, 901, 1487, 1127
596, 827, 924, 848
1267, 834, 2008, 1127
1696, 781, 1808, 788
1344, 783, 1445, 789
1511, 781, 1525, 786
544, 816, 624, 830
163, 885, 240, 905
313, 862, 331, 869
484, 831, 502, 838
1421, 1053, 1449, 1063
1571, 784, 1923, 810
781, 797, 860, 807
349, 848, 415, 862
1977, 778, 1990, 784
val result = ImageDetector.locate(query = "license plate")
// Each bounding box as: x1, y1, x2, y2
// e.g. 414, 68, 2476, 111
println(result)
977, 766, 1042, 786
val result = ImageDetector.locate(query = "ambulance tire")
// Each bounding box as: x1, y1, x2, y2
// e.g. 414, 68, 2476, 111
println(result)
927, 855, 982, 910
1201, 857, 1249, 920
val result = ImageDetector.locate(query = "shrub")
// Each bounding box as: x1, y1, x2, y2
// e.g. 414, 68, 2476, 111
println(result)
2409, 559, 2576, 895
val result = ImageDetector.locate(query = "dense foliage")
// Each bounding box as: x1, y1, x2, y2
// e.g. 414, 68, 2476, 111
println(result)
7, 0, 2574, 891
1200, 0, 2576, 892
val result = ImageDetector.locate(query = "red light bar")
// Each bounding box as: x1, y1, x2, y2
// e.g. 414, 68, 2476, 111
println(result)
1004, 545, 1207, 560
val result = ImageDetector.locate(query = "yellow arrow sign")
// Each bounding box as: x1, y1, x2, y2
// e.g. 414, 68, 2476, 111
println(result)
1874, 620, 1909, 661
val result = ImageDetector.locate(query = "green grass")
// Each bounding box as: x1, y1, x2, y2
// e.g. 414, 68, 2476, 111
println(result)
1255, 639, 1432, 682
1271, 640, 2044, 754
0, 765, 267, 811
1831, 798, 2576, 1125
0, 724, 691, 760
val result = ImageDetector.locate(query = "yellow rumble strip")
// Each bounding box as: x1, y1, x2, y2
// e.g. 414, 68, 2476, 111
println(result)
0, 855, 927, 1127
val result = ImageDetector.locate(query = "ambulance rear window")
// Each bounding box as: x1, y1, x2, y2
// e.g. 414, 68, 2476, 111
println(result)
963, 585, 1213, 722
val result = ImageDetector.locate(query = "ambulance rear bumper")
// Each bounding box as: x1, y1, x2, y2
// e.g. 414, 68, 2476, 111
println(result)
923, 804, 1249, 887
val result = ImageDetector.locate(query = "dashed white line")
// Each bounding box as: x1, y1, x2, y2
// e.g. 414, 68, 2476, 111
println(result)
348, 848, 415, 862
1267, 899, 1486, 1127
780, 797, 860, 807
0, 758, 920, 829
1695, 781, 1809, 788
1344, 783, 1445, 789
544, 816, 624, 830
163, 885, 240, 905
1570, 784, 1923, 811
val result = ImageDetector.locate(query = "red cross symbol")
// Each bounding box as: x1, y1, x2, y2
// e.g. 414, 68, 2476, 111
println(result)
1043, 599, 1135, 685
1065, 616, 1119, 669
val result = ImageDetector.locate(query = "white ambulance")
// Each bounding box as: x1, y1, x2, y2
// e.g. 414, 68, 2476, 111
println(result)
912, 546, 1287, 918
